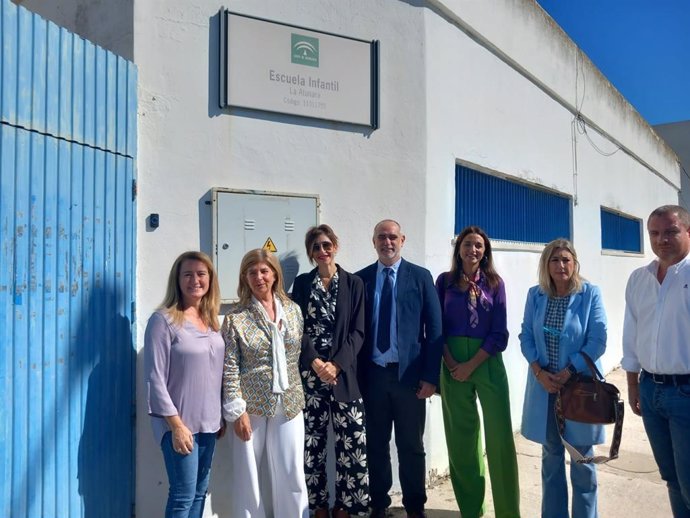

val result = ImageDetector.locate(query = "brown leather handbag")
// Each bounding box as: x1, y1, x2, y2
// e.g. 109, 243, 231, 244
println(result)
555, 352, 624, 464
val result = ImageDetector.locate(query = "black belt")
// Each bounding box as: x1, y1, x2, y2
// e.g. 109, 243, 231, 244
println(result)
642, 369, 690, 385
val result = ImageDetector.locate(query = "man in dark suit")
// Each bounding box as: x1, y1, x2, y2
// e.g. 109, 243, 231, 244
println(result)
356, 219, 443, 518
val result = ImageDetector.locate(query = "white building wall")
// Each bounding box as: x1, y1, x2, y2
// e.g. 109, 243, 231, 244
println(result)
423, 1, 679, 426
16, 0, 681, 516
431, 0, 678, 184
655, 121, 690, 210
132, 1, 432, 516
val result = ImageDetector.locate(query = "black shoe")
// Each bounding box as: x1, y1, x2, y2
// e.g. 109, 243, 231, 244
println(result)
406, 511, 427, 518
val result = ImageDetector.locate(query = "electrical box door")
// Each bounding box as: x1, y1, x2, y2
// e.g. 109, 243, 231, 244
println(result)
212, 189, 319, 302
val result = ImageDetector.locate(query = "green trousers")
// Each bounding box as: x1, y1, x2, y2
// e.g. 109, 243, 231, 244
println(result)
441, 336, 521, 518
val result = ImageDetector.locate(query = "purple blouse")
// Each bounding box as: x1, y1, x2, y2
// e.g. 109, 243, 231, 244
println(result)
144, 310, 225, 444
435, 271, 509, 355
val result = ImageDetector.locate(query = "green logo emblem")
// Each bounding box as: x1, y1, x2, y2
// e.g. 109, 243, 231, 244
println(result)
291, 33, 319, 67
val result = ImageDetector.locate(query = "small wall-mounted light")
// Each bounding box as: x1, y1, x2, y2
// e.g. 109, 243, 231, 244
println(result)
148, 213, 160, 230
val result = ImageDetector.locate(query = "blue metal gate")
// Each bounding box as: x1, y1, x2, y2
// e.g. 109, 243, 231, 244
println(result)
0, 1, 137, 517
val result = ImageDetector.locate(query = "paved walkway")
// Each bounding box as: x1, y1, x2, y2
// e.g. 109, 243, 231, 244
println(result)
387, 368, 671, 517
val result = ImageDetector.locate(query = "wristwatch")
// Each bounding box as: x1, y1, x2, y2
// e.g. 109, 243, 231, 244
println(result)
566, 363, 578, 376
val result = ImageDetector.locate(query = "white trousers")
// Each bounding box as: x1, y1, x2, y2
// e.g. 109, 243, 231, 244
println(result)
230, 401, 309, 518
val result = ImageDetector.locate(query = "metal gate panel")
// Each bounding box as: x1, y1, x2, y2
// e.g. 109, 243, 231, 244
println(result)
1, 2, 136, 156
1, 1, 137, 517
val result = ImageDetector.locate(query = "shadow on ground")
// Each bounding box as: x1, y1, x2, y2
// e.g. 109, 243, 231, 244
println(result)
387, 508, 458, 517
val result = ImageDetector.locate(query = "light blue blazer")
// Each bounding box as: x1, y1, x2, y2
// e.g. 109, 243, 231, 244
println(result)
519, 282, 607, 445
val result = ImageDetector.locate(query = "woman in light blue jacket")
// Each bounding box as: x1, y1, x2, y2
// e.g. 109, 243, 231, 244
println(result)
519, 239, 607, 518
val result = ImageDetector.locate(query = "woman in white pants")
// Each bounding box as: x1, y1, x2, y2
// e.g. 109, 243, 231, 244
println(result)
222, 249, 309, 518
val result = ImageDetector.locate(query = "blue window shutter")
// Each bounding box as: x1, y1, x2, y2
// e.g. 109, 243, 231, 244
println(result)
455, 165, 571, 242
601, 208, 642, 252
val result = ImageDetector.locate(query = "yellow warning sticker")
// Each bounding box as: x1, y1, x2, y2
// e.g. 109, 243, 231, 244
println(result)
262, 237, 278, 253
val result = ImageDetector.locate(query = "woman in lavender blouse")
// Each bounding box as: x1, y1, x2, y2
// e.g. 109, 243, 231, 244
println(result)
436, 226, 520, 518
144, 251, 225, 518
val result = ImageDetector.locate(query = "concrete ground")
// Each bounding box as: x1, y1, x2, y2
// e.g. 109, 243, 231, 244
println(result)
387, 367, 671, 517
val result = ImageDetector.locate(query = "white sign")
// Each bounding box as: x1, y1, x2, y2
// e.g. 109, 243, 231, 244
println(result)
220, 11, 379, 128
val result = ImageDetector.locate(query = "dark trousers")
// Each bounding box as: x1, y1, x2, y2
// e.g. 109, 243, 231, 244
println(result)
302, 370, 369, 514
364, 362, 427, 513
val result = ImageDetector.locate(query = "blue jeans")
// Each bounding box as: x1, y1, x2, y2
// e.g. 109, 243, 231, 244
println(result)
542, 394, 598, 518
640, 373, 690, 518
161, 431, 217, 518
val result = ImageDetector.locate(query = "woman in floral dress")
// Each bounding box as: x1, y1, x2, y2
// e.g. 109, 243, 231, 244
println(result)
293, 224, 369, 518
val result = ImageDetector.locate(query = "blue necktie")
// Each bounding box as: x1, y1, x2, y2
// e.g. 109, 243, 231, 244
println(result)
377, 267, 393, 353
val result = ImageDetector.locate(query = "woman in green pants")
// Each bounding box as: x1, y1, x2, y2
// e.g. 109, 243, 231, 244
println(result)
435, 226, 520, 518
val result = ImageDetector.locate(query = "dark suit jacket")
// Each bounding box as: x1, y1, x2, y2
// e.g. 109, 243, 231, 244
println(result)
292, 265, 366, 402
355, 258, 443, 390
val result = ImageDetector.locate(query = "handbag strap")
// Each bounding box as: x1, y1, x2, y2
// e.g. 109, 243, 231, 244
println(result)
580, 351, 605, 381
555, 392, 624, 464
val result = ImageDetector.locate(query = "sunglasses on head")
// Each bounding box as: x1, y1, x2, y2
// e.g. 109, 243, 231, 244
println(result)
312, 241, 334, 252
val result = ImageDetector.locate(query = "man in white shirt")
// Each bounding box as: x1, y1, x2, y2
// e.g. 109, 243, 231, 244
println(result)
622, 204, 690, 518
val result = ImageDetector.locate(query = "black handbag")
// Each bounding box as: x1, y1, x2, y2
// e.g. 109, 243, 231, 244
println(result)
555, 352, 624, 464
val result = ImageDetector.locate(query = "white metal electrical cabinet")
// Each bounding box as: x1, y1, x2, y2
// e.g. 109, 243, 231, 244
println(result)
212, 189, 319, 302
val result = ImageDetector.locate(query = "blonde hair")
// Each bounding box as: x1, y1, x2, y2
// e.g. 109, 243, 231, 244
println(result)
160, 251, 220, 331
538, 239, 583, 297
237, 249, 288, 305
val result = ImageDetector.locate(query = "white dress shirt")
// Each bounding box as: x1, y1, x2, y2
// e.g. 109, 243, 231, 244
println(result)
622, 255, 690, 375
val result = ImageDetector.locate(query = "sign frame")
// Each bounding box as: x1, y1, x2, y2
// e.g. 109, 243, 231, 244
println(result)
219, 9, 380, 128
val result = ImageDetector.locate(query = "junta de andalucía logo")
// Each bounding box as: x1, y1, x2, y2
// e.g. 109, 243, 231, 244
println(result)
291, 33, 319, 67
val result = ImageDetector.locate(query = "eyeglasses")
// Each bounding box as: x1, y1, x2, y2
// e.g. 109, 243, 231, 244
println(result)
376, 233, 400, 242
312, 241, 334, 252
